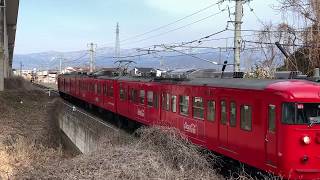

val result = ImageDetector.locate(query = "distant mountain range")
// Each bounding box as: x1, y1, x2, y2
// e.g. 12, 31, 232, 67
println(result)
13, 47, 267, 72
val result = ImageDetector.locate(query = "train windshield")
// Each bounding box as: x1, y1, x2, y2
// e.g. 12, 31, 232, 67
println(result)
282, 103, 320, 125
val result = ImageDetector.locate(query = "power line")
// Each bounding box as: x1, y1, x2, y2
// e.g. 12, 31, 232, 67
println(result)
201, 33, 258, 42
121, 7, 231, 46
96, 52, 154, 59
63, 53, 89, 64
180, 28, 229, 46
161, 44, 219, 65
243, 40, 316, 48
120, 0, 227, 43
246, 3, 266, 27
227, 28, 320, 33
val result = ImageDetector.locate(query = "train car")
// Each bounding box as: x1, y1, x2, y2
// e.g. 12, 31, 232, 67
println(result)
58, 72, 320, 179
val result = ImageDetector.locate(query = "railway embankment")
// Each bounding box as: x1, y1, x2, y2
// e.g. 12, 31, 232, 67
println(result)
0, 77, 66, 179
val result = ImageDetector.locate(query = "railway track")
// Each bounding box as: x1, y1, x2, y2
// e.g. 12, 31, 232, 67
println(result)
31, 82, 119, 132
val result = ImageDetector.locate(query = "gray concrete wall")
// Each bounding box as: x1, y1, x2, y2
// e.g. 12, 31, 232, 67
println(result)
59, 113, 98, 154
58, 106, 117, 154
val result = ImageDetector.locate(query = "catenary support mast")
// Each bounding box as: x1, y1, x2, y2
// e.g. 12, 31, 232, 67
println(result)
234, 0, 244, 72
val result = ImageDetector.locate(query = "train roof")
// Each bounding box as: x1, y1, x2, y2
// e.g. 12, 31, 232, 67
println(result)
105, 75, 317, 91
60, 73, 318, 91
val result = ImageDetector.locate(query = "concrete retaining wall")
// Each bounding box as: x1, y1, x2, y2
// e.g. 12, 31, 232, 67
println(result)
59, 113, 98, 154
58, 107, 115, 154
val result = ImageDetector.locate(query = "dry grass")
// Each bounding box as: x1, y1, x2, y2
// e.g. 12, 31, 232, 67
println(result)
4, 76, 36, 91
16, 126, 222, 179
0, 77, 65, 179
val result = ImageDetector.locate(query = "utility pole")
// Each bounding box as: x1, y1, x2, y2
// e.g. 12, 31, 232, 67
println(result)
234, 0, 244, 72
59, 57, 62, 74
0, 2, 4, 91
88, 43, 97, 73
20, 61, 22, 76
115, 22, 120, 59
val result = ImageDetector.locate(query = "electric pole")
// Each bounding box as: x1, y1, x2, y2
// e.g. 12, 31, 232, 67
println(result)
0, 4, 4, 91
59, 57, 62, 74
115, 22, 120, 59
20, 61, 23, 76
88, 43, 97, 73
234, 0, 244, 72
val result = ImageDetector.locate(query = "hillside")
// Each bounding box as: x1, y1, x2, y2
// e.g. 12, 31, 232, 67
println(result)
13, 47, 266, 72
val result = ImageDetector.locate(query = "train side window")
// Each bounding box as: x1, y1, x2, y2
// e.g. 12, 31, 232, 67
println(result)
221, 101, 227, 125
91, 83, 94, 92
103, 84, 107, 96
193, 97, 204, 120
154, 92, 159, 108
129, 89, 133, 101
241, 105, 252, 131
162, 93, 170, 111
180, 95, 189, 116
230, 102, 237, 127
108, 84, 114, 97
147, 91, 153, 107
94, 83, 98, 94
171, 96, 177, 113
207, 100, 215, 121
161, 93, 165, 110
120, 84, 126, 101
97, 83, 101, 95
130, 89, 138, 103
166, 93, 170, 110
139, 90, 145, 104
268, 105, 276, 133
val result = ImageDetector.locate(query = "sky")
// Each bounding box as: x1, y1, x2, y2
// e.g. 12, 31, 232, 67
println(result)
14, 0, 281, 54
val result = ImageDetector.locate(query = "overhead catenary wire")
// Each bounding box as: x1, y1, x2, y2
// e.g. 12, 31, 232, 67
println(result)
226, 28, 320, 33
63, 53, 89, 64
243, 40, 311, 47
120, 0, 227, 43
121, 7, 232, 46
161, 44, 220, 65
246, 3, 266, 27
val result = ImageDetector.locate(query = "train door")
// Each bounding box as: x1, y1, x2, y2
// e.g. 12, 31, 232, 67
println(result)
218, 98, 229, 148
117, 82, 129, 117
190, 86, 206, 145
136, 84, 150, 124
265, 103, 278, 167
95, 80, 103, 107
128, 83, 136, 119
128, 83, 147, 124
160, 85, 171, 126
76, 78, 79, 96
205, 88, 218, 149
145, 84, 160, 125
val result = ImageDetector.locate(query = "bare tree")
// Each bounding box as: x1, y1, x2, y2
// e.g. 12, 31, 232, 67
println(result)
247, 23, 297, 78
277, 0, 320, 75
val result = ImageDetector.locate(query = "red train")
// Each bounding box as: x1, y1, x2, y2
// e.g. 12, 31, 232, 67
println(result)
58, 70, 320, 179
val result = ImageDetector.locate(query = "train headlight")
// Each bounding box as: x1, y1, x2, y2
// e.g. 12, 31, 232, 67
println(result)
302, 136, 311, 145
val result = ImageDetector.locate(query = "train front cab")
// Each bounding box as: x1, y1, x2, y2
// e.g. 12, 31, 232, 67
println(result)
278, 101, 320, 179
